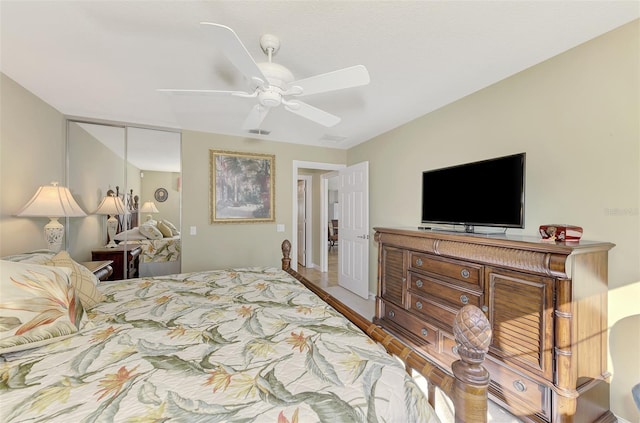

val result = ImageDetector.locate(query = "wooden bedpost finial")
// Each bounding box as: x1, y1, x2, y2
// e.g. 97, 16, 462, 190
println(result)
453, 305, 492, 365
451, 305, 491, 422
281, 240, 291, 270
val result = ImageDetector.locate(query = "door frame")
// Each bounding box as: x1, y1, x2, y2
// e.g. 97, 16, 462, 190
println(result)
321, 171, 339, 272
297, 175, 313, 268
291, 161, 345, 272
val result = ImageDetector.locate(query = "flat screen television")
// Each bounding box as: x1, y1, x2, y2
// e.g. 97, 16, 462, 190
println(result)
421, 153, 525, 231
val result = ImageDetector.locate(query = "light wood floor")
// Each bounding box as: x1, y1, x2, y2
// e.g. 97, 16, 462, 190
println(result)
296, 245, 338, 288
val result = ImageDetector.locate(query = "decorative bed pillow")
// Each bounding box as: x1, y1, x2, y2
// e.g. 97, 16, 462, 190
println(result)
45, 251, 106, 309
139, 223, 163, 240
0, 260, 85, 354
114, 227, 148, 241
162, 219, 180, 236
157, 220, 173, 237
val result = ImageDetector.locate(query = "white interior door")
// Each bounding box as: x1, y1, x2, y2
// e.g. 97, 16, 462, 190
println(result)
338, 161, 369, 299
297, 180, 306, 266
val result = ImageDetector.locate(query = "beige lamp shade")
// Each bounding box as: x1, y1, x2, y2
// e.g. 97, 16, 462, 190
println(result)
16, 182, 87, 252
95, 194, 127, 248
95, 194, 127, 216
140, 201, 159, 221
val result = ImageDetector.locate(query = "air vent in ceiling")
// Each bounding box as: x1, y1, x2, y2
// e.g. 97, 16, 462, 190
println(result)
248, 129, 271, 135
319, 134, 347, 144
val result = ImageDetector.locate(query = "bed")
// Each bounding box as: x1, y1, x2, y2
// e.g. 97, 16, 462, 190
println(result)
0, 240, 491, 422
114, 218, 182, 277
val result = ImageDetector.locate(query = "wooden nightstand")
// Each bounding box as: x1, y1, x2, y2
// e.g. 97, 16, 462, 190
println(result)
91, 245, 141, 281
80, 260, 114, 282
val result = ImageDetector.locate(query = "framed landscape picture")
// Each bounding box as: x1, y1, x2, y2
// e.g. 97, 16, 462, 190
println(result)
210, 150, 275, 223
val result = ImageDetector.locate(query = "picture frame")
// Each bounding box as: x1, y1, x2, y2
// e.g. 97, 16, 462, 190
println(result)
210, 150, 275, 224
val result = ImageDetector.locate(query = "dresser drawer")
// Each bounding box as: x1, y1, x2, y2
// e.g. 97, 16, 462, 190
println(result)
382, 302, 438, 346
485, 358, 551, 419
408, 271, 483, 309
407, 292, 457, 329
410, 252, 482, 287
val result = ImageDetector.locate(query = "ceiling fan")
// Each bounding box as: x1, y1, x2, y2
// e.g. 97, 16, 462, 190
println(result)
158, 23, 370, 130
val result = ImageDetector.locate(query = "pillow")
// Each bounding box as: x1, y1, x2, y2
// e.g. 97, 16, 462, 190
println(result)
157, 220, 173, 237
1, 251, 56, 264
139, 223, 163, 240
45, 251, 106, 309
0, 260, 85, 354
114, 227, 148, 241
162, 219, 180, 236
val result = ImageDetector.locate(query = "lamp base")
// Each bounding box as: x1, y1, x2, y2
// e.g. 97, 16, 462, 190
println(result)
44, 217, 64, 253
106, 215, 119, 248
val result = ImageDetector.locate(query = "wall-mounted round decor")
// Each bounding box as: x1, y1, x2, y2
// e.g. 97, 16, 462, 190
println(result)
154, 188, 168, 202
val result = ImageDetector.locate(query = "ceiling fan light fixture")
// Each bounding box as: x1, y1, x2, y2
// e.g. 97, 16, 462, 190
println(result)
258, 89, 282, 107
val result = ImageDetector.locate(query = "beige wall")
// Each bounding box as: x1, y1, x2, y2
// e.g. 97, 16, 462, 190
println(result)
140, 170, 180, 226
348, 20, 639, 420
0, 74, 66, 256
180, 131, 346, 271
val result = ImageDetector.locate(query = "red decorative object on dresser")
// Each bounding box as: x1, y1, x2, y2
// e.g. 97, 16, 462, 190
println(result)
539, 224, 583, 241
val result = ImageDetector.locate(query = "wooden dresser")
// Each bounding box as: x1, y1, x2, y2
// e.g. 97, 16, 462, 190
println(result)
373, 227, 615, 423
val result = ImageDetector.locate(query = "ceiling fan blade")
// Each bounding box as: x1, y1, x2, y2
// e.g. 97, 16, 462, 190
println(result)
292, 65, 370, 97
157, 89, 249, 96
200, 22, 267, 84
242, 105, 270, 131
284, 101, 341, 127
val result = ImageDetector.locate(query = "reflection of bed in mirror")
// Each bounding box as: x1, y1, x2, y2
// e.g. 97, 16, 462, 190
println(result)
114, 189, 181, 278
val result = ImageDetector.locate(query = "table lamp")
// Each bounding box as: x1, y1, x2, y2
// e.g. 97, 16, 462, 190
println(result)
16, 182, 87, 252
95, 194, 127, 248
139, 201, 159, 222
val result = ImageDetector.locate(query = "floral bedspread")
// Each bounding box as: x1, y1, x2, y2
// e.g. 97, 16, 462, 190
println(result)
1, 267, 438, 422
130, 237, 181, 263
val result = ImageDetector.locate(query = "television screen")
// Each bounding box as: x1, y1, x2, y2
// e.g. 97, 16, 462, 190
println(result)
421, 153, 525, 229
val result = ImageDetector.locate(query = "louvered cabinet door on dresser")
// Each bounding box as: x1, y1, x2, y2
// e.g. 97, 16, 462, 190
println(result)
373, 227, 615, 423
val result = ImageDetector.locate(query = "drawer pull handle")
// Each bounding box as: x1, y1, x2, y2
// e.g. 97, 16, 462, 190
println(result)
388, 310, 395, 318
482, 305, 489, 313
460, 295, 469, 304
415, 280, 423, 288
452, 345, 459, 355
416, 301, 423, 310
421, 328, 428, 337
461, 269, 470, 278
416, 258, 423, 266
513, 380, 527, 392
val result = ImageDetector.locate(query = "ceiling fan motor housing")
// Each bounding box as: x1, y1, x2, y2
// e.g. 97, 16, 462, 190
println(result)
257, 62, 294, 89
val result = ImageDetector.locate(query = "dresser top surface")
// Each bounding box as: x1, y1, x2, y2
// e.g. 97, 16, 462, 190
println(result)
374, 227, 614, 255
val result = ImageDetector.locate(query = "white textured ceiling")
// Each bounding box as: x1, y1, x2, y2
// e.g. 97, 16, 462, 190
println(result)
1, 1, 638, 150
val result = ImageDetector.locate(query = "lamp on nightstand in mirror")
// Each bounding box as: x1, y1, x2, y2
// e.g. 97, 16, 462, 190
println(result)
139, 201, 159, 222
94, 194, 127, 248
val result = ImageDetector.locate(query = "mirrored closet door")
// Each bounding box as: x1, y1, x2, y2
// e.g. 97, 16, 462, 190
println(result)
66, 120, 181, 280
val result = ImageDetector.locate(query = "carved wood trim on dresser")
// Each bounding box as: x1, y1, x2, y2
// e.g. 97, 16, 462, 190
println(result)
373, 227, 615, 423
